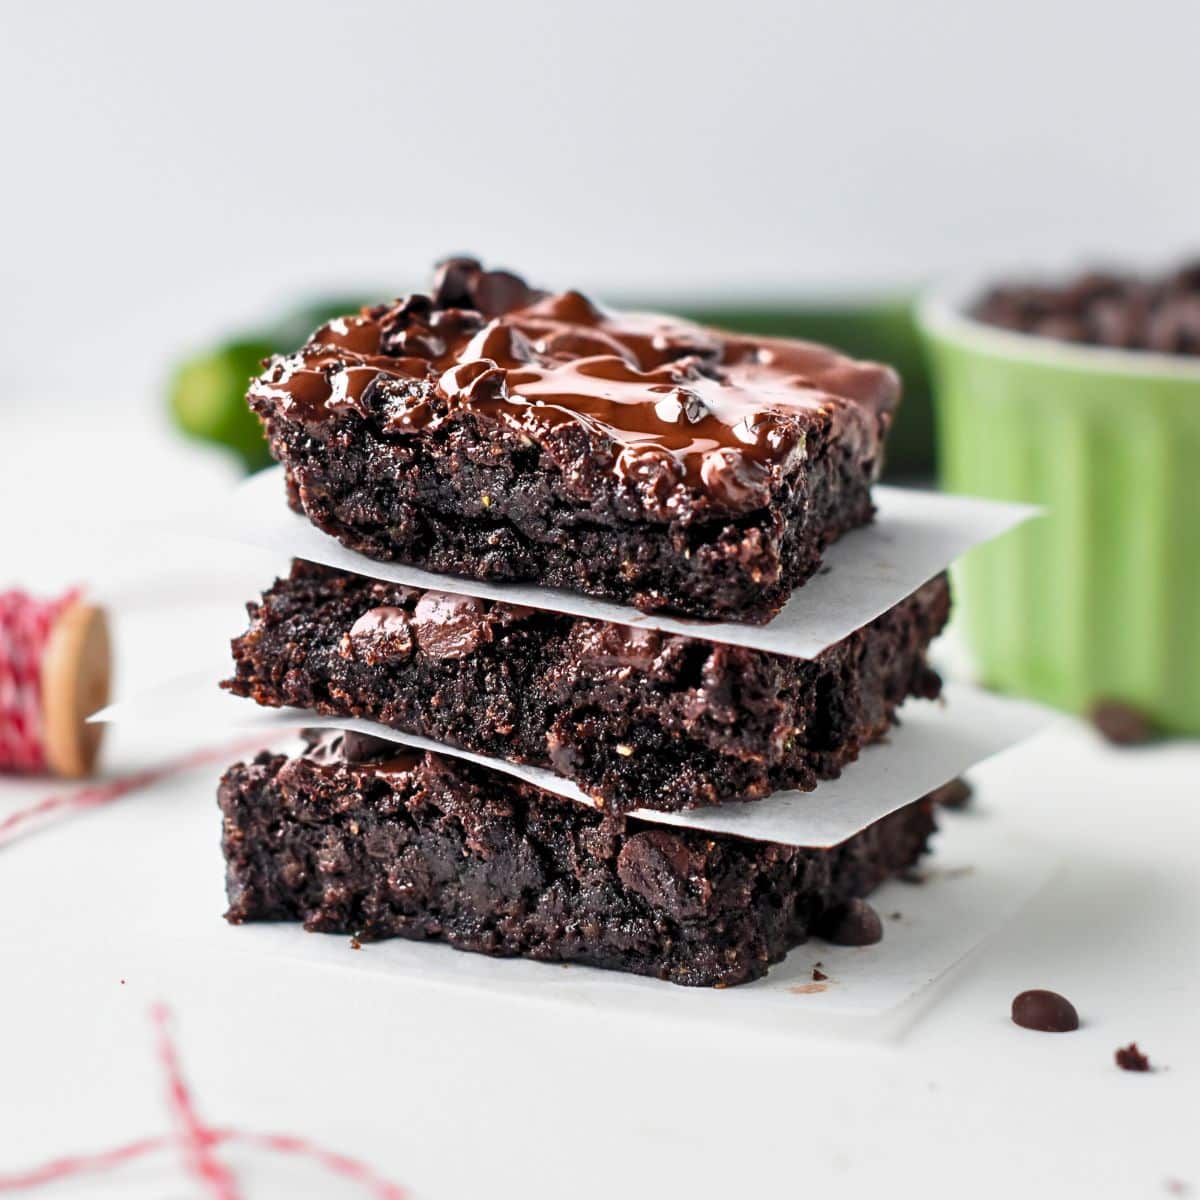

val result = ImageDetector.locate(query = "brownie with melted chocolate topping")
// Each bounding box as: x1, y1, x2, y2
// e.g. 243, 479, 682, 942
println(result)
224, 560, 947, 814
218, 732, 935, 987
247, 257, 901, 624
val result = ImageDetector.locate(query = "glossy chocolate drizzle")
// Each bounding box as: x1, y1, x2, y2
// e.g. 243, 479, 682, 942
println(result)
251, 258, 899, 513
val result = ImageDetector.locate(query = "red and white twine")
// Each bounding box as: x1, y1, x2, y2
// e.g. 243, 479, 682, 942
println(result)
0, 735, 270, 848
0, 592, 407, 1194
0, 734, 406, 1195
0, 588, 79, 773
0, 1005, 407, 1197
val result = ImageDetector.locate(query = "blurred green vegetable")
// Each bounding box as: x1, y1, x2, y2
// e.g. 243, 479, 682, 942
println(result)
168, 293, 934, 478
168, 298, 371, 472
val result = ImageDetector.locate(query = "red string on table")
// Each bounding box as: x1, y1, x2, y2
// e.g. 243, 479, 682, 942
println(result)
0, 734, 272, 848
0, 1005, 408, 1198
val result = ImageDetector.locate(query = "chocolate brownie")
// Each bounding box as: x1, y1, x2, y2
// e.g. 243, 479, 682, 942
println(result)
218, 731, 936, 988
975, 260, 1200, 354
247, 257, 901, 623
224, 561, 947, 813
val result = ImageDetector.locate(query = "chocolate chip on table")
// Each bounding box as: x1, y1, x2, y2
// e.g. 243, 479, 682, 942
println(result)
1089, 700, 1155, 745
1011, 989, 1080, 1032
926, 777, 973, 809
1115, 1043, 1152, 1072
816, 898, 883, 946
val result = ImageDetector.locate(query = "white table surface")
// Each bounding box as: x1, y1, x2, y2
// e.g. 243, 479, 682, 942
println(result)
1, 415, 1196, 1199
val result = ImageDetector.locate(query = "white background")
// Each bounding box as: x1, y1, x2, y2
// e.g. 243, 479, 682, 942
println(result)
1, 4, 1198, 1197
3, 0, 1200, 420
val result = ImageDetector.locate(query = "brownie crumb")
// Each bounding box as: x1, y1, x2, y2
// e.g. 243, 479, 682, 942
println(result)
812, 965, 828, 982
1089, 701, 1155, 745
349, 936, 363, 951
1011, 989, 1079, 1032
1115, 1042, 1152, 1072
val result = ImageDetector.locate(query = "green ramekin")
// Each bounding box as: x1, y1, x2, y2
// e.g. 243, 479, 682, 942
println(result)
919, 285, 1200, 735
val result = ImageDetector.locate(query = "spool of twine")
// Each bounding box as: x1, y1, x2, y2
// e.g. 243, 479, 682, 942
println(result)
0, 588, 110, 777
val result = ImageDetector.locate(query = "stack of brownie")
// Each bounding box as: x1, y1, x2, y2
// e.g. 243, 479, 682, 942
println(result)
217, 258, 951, 988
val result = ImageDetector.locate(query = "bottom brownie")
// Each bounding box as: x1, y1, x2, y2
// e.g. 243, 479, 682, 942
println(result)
219, 731, 935, 987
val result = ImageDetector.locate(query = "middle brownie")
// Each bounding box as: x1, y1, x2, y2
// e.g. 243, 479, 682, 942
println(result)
225, 560, 948, 814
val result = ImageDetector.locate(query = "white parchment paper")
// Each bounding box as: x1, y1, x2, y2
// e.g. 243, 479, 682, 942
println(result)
94, 679, 1055, 849
238, 811, 1059, 1025
202, 467, 1039, 660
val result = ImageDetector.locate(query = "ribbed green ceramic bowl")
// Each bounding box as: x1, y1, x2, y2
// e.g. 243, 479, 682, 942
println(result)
919, 285, 1200, 735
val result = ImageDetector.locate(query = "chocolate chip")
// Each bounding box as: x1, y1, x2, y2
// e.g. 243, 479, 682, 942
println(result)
431, 256, 484, 308
473, 269, 543, 318
343, 606, 414, 665
1115, 1043, 1152, 1072
653, 385, 709, 425
616, 830, 712, 919
572, 623, 662, 672
411, 591, 493, 660
975, 262, 1200, 357
615, 445, 683, 516
492, 602, 538, 626
927, 777, 973, 809
698, 447, 772, 509
430, 256, 544, 318
815, 898, 883, 946
1089, 700, 1155, 745
1011, 989, 1079, 1032
300, 729, 345, 765
300, 728, 398, 766
340, 730, 399, 764
376, 294, 438, 355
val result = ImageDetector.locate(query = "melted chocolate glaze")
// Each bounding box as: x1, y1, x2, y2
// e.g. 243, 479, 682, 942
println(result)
250, 258, 899, 515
